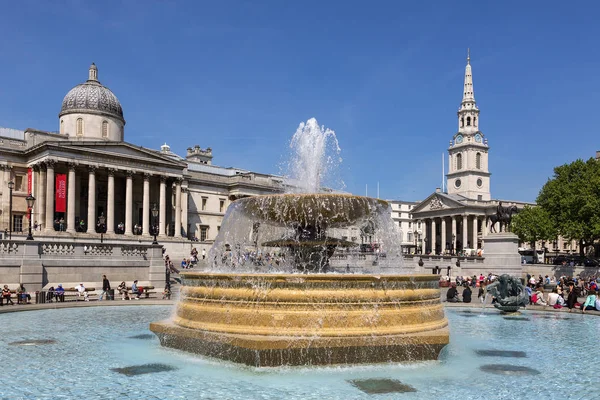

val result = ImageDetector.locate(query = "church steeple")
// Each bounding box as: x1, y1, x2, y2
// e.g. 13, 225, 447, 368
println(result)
457, 49, 479, 133
447, 50, 490, 201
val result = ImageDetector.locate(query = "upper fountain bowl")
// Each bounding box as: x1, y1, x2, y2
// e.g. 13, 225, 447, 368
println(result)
235, 193, 389, 228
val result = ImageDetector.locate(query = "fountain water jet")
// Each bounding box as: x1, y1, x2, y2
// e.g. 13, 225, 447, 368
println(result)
150, 118, 449, 366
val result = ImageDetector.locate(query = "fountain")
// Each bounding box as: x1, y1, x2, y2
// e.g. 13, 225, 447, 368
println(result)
486, 274, 529, 313
150, 118, 449, 366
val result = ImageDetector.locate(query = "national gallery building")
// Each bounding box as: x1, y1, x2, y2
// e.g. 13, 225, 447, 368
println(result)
0, 64, 283, 260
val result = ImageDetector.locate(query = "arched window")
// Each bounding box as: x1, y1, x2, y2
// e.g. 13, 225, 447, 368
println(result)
457, 153, 463, 170
60, 119, 64, 134
466, 116, 471, 126
476, 153, 481, 169
102, 121, 108, 138
76, 118, 84, 136
460, 117, 464, 127
473, 116, 477, 127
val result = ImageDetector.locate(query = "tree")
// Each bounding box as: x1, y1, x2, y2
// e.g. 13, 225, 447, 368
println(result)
511, 205, 556, 260
536, 158, 600, 255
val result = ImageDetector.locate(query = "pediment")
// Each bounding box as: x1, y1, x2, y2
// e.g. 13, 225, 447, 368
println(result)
34, 141, 187, 169
411, 192, 465, 214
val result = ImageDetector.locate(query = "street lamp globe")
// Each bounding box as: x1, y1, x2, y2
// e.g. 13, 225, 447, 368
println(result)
151, 203, 159, 245
8, 181, 14, 190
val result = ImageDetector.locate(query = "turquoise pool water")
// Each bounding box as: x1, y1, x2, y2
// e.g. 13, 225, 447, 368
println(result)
1, 306, 593, 399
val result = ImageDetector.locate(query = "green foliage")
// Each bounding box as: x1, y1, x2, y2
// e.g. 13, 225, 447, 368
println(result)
511, 205, 555, 245
536, 158, 600, 244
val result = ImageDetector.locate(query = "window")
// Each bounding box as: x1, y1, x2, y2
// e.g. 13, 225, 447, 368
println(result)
408, 222, 412, 228
60, 119, 64, 134
15, 175, 24, 192
76, 118, 84, 136
201, 198, 207, 211
102, 120, 108, 138
473, 116, 477, 127
407, 232, 413, 242
456, 153, 463, 170
476, 153, 481, 169
455, 179, 462, 188
200, 227, 208, 242
13, 215, 23, 232
466, 116, 471, 126
460, 117, 464, 127
478, 195, 482, 201
219, 199, 225, 213
418, 222, 421, 229
217, 226, 221, 233
477, 178, 483, 188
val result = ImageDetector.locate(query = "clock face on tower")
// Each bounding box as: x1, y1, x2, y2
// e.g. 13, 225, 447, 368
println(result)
456, 135, 463, 144
475, 133, 482, 143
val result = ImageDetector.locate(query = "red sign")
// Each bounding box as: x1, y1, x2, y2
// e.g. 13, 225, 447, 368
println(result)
27, 168, 32, 195
55, 173, 67, 213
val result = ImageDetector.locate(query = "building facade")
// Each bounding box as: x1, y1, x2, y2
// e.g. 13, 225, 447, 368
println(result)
0, 64, 284, 260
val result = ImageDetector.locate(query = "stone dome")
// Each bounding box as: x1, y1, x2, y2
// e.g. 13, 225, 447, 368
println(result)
59, 63, 124, 122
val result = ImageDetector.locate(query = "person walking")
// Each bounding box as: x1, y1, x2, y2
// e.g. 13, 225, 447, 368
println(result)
99, 275, 111, 301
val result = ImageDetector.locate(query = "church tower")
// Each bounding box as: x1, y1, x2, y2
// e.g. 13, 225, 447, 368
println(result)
446, 50, 491, 201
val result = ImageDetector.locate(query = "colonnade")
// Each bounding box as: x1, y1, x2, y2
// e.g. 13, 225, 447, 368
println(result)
413, 214, 488, 255
31, 159, 187, 238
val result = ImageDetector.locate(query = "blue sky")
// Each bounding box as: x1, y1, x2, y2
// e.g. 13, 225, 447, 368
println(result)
1, 1, 598, 203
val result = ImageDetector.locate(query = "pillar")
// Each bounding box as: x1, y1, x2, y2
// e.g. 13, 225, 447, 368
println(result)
159, 176, 166, 237
431, 218, 437, 255
38, 165, 46, 231
44, 160, 55, 233
87, 166, 96, 233
181, 187, 188, 239
125, 170, 133, 235
142, 173, 150, 235
106, 168, 115, 234
462, 214, 468, 250
174, 178, 182, 238
472, 217, 478, 250
66, 163, 76, 234
451, 216, 457, 254
422, 218, 428, 254
441, 217, 446, 255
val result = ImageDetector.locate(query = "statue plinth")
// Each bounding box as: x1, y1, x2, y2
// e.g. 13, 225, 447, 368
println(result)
479, 232, 523, 277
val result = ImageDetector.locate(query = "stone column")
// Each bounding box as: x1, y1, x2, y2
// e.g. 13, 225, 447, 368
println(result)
86, 166, 96, 233
44, 160, 55, 233
422, 218, 428, 254
125, 170, 133, 235
174, 178, 182, 238
462, 214, 468, 250
66, 163, 76, 234
451, 216, 457, 254
431, 218, 437, 255
181, 187, 188, 239
38, 165, 46, 231
472, 217, 478, 250
441, 217, 446, 255
32, 165, 40, 218
142, 173, 150, 236
106, 168, 115, 234
159, 176, 166, 237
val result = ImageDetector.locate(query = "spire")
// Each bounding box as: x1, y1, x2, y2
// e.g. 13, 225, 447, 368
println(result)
462, 49, 474, 102
88, 63, 98, 82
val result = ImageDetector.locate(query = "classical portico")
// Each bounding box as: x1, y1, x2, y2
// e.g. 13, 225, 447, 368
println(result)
28, 141, 188, 240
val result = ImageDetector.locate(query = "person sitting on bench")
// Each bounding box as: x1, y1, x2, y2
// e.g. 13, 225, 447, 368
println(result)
131, 280, 142, 300
75, 283, 89, 301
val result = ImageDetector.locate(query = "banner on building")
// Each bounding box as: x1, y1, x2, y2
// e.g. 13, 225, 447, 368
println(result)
27, 168, 32, 195
55, 173, 67, 213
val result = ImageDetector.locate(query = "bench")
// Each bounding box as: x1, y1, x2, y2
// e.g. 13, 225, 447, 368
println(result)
48, 288, 97, 302
116, 285, 156, 300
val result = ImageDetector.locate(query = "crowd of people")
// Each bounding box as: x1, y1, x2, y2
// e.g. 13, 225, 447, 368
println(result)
444, 272, 600, 314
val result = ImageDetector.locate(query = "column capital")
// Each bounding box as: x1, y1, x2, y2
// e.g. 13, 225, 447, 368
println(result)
44, 159, 56, 169
88, 165, 97, 174
160, 175, 167, 183
143, 172, 151, 181
107, 167, 116, 177
125, 170, 134, 178
67, 162, 77, 171
181, 187, 187, 193
32, 164, 41, 172
175, 177, 183, 184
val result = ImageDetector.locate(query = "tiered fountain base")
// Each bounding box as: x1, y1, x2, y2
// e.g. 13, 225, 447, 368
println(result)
150, 273, 449, 367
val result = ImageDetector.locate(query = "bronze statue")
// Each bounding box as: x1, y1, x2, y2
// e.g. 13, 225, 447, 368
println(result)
487, 203, 518, 233
486, 274, 528, 312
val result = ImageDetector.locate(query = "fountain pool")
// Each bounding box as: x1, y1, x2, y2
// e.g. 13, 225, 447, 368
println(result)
2, 305, 595, 399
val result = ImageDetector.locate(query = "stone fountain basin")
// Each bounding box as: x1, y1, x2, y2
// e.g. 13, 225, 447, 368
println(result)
150, 273, 449, 367
233, 193, 389, 228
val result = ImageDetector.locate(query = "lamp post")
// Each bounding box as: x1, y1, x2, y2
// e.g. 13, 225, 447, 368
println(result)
151, 203, 159, 245
452, 233, 456, 256
25, 193, 35, 240
98, 213, 106, 243
7, 180, 14, 240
